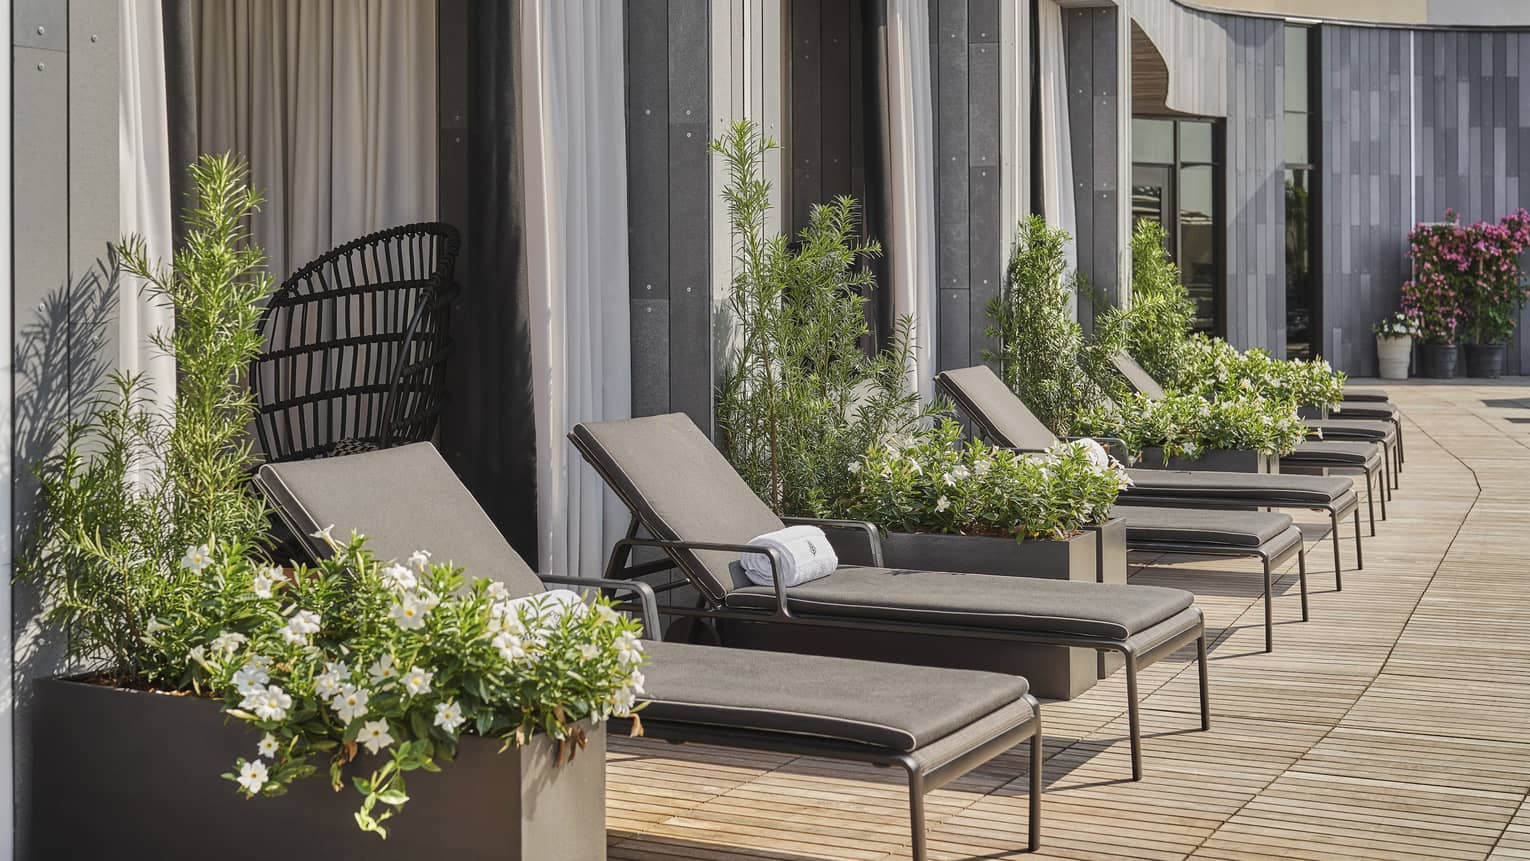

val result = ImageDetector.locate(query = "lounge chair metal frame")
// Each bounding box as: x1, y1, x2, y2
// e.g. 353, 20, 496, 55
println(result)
570, 431, 1211, 783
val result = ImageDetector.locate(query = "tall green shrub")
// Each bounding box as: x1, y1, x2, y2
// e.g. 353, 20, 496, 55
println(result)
18, 154, 273, 686
713, 119, 936, 517
1124, 219, 1196, 386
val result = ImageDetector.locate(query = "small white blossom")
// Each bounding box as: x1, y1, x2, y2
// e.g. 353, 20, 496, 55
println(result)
941, 472, 956, 487
616, 631, 644, 664
493, 632, 527, 663
236, 759, 269, 794
210, 632, 246, 655
251, 567, 281, 599
379, 563, 417, 593
314, 662, 349, 698
973, 459, 992, 475
368, 655, 398, 684
407, 549, 432, 572
359, 719, 394, 755
233, 662, 270, 696
310, 525, 337, 548
389, 594, 430, 630
434, 700, 467, 734
250, 685, 292, 722
181, 543, 213, 573
612, 687, 638, 715
848, 461, 861, 474
935, 495, 951, 513
331, 684, 370, 724
486, 581, 510, 602
257, 733, 279, 759
594, 603, 621, 626
626, 669, 646, 695
279, 609, 322, 645
578, 643, 600, 660
418, 588, 442, 611
402, 666, 434, 697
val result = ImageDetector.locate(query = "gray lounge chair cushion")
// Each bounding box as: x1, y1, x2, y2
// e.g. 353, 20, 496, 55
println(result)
1114, 505, 1293, 548
1123, 468, 1353, 506
723, 566, 1194, 641
256, 443, 549, 599
1111, 352, 1168, 398
1341, 391, 1391, 403
571, 414, 784, 602
639, 641, 1031, 752
937, 366, 1060, 450
1284, 440, 1383, 469
1306, 418, 1396, 443
1336, 401, 1400, 420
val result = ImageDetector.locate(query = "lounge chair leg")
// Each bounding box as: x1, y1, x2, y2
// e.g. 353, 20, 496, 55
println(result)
1125, 654, 1143, 781
1365, 470, 1377, 536
1262, 557, 1273, 653
1376, 466, 1388, 521
1330, 509, 1343, 585
1029, 723, 1043, 852
907, 771, 927, 861
1197, 633, 1211, 731
1394, 418, 1405, 469
1382, 444, 1394, 498
1353, 508, 1364, 570
1298, 545, 1310, 622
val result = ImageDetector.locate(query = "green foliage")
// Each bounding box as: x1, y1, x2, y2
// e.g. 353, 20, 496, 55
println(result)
1077, 391, 1310, 461
984, 215, 1115, 433
1175, 334, 1346, 411
842, 419, 1128, 541
713, 119, 939, 517
169, 535, 646, 837
1123, 220, 1197, 386
18, 153, 272, 686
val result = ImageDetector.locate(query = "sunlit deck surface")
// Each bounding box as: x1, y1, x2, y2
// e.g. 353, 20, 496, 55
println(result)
604, 381, 1530, 861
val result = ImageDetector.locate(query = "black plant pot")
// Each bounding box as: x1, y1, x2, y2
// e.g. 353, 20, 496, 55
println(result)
1465, 343, 1506, 379
1421, 343, 1459, 379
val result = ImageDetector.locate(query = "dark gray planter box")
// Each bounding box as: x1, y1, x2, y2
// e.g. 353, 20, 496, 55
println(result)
1136, 447, 1277, 474
721, 523, 1126, 701
1085, 517, 1128, 678
31, 677, 606, 860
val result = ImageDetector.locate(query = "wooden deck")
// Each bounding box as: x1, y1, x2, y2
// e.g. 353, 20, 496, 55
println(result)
605, 380, 1530, 861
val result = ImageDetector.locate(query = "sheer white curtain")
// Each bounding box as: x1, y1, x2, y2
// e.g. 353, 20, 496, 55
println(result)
119, 0, 176, 409
884, 0, 937, 401
521, 1, 632, 579
1037, 0, 1078, 288
195, 0, 438, 280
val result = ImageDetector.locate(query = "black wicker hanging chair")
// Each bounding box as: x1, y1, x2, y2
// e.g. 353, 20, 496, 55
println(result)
251, 222, 462, 463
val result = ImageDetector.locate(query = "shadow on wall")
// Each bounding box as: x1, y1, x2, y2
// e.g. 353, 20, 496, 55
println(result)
10, 251, 119, 853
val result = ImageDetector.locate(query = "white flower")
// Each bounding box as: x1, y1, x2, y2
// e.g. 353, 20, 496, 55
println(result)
379, 563, 417, 593
188, 645, 207, 665
210, 632, 246, 655
250, 685, 292, 722
310, 525, 337, 548
236, 759, 269, 794
578, 643, 600, 660
418, 588, 442, 610
487, 602, 526, 636
402, 666, 434, 697
626, 669, 646, 695
951, 465, 971, 480
181, 543, 213, 573
252, 567, 281, 599
315, 661, 349, 698
493, 632, 527, 663
257, 733, 279, 759
389, 593, 430, 630
359, 719, 394, 755
331, 684, 370, 724
935, 495, 950, 513
612, 687, 638, 715
434, 700, 467, 734
368, 655, 398, 684
279, 609, 322, 645
908, 458, 923, 475
973, 459, 992, 475
408, 549, 432, 572
941, 472, 956, 487
145, 618, 170, 635
848, 461, 861, 474
486, 580, 510, 602
233, 662, 270, 696
616, 631, 644, 664
594, 603, 621, 626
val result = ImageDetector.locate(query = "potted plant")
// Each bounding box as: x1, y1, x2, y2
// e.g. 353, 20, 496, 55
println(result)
1402, 214, 1470, 378
1174, 333, 1346, 418
19, 155, 643, 859
1460, 209, 1530, 378
1372, 311, 1420, 380
1076, 391, 1308, 473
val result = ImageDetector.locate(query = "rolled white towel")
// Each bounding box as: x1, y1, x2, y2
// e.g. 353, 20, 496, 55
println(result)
740, 525, 839, 588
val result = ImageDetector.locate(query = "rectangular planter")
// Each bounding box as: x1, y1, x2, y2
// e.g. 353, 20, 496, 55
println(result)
1135, 446, 1278, 474
1084, 517, 1128, 678
721, 524, 1124, 701
31, 677, 606, 860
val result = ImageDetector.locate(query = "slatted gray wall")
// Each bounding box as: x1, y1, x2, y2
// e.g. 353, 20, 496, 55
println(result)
1064, 6, 1121, 328
1318, 26, 1414, 376
1413, 29, 1530, 375
12, 0, 121, 853
1220, 14, 1286, 353
625, 0, 714, 430
789, 0, 866, 237
929, 0, 1003, 370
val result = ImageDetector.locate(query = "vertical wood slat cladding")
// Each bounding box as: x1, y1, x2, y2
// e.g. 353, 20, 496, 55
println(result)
788, 0, 865, 236
625, 0, 712, 428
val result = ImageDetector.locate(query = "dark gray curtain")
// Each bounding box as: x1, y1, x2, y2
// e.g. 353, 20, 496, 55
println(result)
437, 0, 540, 566
162, 0, 198, 247
859, 0, 895, 352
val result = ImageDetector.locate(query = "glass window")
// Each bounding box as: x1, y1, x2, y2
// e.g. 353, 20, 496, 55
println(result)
1284, 25, 1319, 359
1284, 27, 1309, 112
1283, 113, 1309, 165
1130, 118, 1224, 336
1286, 169, 1315, 359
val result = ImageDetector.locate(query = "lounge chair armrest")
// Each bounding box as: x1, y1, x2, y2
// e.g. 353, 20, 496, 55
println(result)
611, 536, 795, 620
1060, 435, 1135, 464
780, 517, 885, 567
538, 574, 662, 639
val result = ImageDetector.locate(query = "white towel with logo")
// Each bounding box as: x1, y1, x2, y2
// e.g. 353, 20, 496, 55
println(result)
740, 525, 839, 588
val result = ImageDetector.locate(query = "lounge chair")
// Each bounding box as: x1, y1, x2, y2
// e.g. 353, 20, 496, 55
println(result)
1107, 352, 1388, 534
570, 412, 1211, 781
255, 443, 1044, 858
1331, 396, 1406, 473
936, 365, 1365, 582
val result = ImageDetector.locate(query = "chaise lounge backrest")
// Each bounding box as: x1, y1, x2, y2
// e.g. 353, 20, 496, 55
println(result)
1110, 352, 1168, 399
935, 366, 1061, 452
570, 413, 784, 604
254, 442, 548, 599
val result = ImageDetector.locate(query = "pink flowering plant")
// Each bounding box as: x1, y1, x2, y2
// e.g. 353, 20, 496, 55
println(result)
1402, 209, 1530, 344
